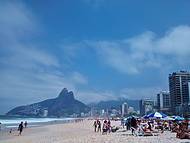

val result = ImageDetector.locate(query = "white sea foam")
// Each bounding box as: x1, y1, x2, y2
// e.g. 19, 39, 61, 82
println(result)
0, 117, 74, 129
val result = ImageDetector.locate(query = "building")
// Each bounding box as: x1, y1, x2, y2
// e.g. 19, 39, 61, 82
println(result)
157, 91, 170, 114
169, 71, 190, 117
139, 99, 155, 116
121, 102, 128, 117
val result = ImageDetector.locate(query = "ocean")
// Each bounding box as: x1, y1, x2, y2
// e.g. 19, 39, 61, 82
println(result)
0, 116, 74, 130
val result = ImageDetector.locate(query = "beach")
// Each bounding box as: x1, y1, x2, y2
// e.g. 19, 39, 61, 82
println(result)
0, 119, 189, 143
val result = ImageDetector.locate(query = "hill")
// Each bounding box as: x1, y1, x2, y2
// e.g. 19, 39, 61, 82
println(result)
7, 88, 90, 117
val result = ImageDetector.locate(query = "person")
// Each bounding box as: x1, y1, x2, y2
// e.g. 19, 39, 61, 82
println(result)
9, 128, 12, 134
130, 117, 137, 135
126, 118, 131, 130
176, 122, 190, 139
18, 122, 24, 135
107, 120, 111, 133
102, 120, 108, 135
147, 122, 152, 131
142, 125, 153, 136
93, 120, 97, 132
97, 120, 101, 132
24, 121, 28, 128
121, 118, 125, 128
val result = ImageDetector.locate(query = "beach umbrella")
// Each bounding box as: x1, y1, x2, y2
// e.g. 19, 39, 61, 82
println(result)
161, 116, 174, 121
172, 116, 184, 121
147, 112, 167, 118
142, 114, 149, 119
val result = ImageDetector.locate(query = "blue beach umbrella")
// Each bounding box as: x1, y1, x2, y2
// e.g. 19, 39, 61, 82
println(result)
143, 114, 149, 119
147, 112, 167, 118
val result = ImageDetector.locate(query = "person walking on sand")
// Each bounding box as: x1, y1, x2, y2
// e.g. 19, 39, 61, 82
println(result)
131, 117, 137, 135
102, 120, 108, 135
93, 120, 97, 132
97, 120, 101, 132
107, 120, 111, 133
18, 122, 24, 136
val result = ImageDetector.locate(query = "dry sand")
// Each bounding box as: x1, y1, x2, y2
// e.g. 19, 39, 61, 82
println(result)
0, 120, 189, 143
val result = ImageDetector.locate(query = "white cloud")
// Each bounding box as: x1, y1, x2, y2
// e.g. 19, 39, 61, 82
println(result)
75, 87, 163, 103
76, 90, 117, 103
85, 25, 190, 74
70, 72, 88, 85
157, 26, 190, 56
120, 87, 163, 100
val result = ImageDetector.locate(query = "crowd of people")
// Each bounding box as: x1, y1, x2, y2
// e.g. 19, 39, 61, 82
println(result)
121, 117, 190, 139
174, 122, 190, 139
93, 119, 116, 135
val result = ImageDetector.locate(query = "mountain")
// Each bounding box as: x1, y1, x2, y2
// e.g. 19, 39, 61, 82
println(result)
7, 88, 90, 117
89, 98, 139, 111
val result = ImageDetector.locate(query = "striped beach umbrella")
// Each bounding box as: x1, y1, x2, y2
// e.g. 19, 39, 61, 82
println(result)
146, 112, 167, 118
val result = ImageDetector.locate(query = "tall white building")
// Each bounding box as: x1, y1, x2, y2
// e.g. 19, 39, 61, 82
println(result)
121, 102, 128, 117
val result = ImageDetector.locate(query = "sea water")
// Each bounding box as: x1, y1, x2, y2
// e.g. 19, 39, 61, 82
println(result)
0, 116, 74, 129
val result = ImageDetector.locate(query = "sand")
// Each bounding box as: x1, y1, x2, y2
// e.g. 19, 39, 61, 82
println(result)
0, 120, 189, 143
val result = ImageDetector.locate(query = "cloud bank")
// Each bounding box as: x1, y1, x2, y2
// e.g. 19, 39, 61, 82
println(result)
88, 25, 190, 74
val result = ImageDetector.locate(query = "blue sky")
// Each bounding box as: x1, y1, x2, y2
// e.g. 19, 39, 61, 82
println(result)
0, 0, 190, 114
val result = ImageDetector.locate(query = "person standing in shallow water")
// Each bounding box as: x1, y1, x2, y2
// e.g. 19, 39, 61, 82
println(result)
18, 122, 24, 136
24, 121, 27, 128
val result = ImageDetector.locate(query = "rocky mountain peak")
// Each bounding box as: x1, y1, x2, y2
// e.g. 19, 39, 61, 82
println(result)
58, 88, 74, 100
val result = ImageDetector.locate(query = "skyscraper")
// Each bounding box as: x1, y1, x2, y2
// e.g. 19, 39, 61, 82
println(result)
121, 102, 128, 117
139, 99, 155, 116
169, 71, 190, 117
157, 91, 170, 114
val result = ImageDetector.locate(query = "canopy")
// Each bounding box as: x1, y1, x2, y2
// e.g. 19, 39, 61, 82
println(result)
146, 112, 167, 118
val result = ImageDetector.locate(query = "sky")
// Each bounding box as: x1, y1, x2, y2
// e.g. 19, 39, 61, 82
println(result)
0, 0, 190, 114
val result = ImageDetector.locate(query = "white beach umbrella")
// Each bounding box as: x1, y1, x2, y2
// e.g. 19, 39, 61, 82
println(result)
161, 116, 174, 121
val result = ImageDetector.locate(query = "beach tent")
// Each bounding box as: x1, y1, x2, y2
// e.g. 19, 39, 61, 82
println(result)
146, 112, 167, 118
161, 116, 174, 121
